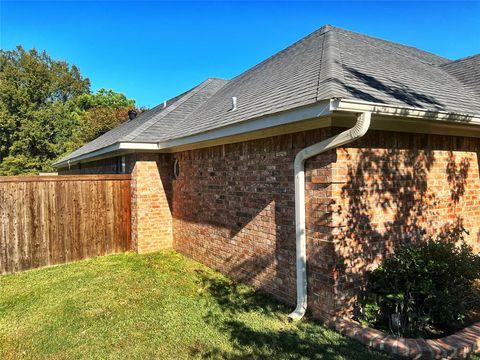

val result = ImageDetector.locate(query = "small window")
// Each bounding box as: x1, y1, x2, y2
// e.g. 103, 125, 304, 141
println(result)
117, 155, 126, 174
173, 159, 180, 179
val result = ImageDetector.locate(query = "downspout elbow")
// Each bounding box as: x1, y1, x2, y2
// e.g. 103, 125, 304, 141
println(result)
347, 111, 371, 140
294, 151, 306, 173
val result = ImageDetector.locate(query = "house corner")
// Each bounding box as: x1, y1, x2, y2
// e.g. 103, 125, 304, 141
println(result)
131, 153, 173, 254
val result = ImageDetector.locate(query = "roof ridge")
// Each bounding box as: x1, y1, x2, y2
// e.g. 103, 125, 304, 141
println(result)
314, 29, 327, 101
125, 79, 218, 142
440, 53, 480, 66
316, 27, 347, 100
206, 77, 228, 81
333, 26, 449, 66
333, 29, 348, 95
225, 25, 331, 85
113, 83, 197, 129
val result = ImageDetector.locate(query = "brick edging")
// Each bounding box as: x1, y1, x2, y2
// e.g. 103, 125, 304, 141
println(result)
335, 319, 480, 359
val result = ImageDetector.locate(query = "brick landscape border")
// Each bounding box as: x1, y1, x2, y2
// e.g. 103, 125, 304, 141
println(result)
335, 319, 480, 359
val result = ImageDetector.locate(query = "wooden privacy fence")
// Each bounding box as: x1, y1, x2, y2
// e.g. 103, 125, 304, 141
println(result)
0, 174, 131, 274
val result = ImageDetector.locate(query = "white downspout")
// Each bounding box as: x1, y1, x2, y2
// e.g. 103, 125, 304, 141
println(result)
288, 110, 372, 320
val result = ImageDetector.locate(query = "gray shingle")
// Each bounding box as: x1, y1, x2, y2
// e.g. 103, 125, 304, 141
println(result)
55, 78, 228, 163
441, 54, 480, 96
55, 25, 480, 165
162, 25, 328, 141
333, 28, 480, 115
133, 79, 227, 142
155, 25, 480, 142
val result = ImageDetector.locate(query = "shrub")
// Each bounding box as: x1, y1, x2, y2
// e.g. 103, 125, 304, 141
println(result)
358, 235, 480, 337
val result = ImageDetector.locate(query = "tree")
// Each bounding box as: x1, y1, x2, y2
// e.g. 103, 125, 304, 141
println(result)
79, 106, 133, 144
76, 88, 135, 110
0, 46, 137, 175
0, 46, 90, 175
74, 88, 137, 144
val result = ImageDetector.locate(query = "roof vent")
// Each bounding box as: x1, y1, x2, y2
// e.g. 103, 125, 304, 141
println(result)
163, 101, 167, 108
230, 96, 237, 112
128, 109, 137, 120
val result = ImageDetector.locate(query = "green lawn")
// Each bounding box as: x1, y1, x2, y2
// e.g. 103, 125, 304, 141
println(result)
0, 251, 390, 359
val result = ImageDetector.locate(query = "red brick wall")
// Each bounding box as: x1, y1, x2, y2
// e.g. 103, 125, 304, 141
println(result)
170, 129, 337, 320
330, 130, 480, 319
169, 128, 480, 321
58, 128, 480, 323
131, 153, 173, 253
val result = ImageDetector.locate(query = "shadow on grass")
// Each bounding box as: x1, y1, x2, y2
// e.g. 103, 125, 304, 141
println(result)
196, 269, 285, 316
193, 270, 387, 359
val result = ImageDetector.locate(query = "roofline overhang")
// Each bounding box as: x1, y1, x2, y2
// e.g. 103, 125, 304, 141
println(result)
156, 100, 333, 151
53, 100, 333, 168
331, 98, 480, 124
53, 98, 480, 169
53, 142, 159, 168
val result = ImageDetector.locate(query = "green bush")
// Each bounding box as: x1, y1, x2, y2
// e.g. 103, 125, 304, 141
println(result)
358, 235, 480, 337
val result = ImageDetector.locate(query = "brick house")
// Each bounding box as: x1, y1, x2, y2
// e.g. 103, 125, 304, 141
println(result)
54, 25, 480, 323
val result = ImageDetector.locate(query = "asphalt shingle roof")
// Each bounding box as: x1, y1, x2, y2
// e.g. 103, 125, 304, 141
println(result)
58, 78, 228, 162
441, 54, 480, 97
56, 25, 480, 165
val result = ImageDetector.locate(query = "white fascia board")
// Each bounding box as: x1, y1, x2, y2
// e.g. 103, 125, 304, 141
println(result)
54, 142, 159, 168
157, 100, 332, 150
55, 101, 332, 168
118, 142, 159, 150
331, 98, 480, 124
56, 98, 480, 168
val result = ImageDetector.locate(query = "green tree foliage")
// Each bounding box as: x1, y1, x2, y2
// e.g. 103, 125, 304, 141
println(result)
79, 106, 132, 144
76, 88, 135, 110
74, 89, 137, 144
0, 46, 136, 175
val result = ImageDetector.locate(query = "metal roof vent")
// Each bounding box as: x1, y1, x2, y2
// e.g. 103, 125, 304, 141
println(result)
230, 96, 237, 112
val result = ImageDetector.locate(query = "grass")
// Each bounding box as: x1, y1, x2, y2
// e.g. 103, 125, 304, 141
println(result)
1, 251, 392, 359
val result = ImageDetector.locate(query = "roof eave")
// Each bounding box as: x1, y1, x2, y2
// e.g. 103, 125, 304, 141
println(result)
53, 142, 160, 169
54, 98, 480, 169
331, 98, 480, 124
156, 100, 333, 152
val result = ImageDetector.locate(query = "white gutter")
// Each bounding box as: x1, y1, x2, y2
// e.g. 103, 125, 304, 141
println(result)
54, 99, 480, 169
53, 142, 159, 168
332, 98, 480, 124
157, 101, 332, 150
288, 110, 372, 320
53, 101, 332, 169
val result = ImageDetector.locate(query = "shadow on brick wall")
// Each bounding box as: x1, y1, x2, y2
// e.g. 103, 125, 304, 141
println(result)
172, 132, 335, 312
171, 130, 478, 321
446, 151, 470, 203
330, 143, 474, 317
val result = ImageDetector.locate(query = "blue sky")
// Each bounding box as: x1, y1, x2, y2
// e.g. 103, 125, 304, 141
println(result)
1, 1, 479, 108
